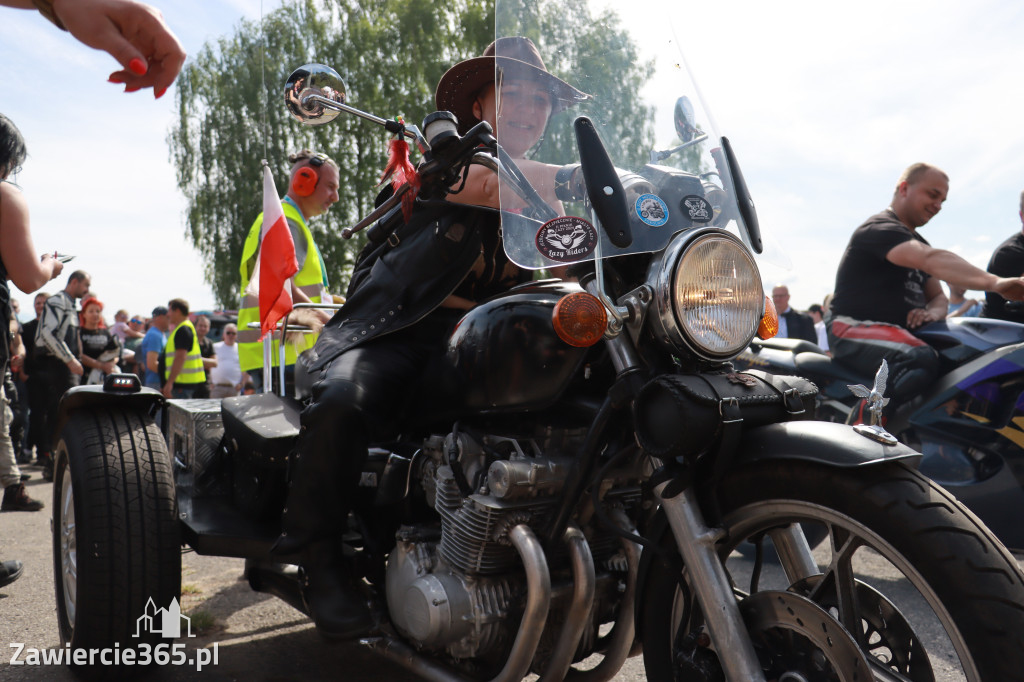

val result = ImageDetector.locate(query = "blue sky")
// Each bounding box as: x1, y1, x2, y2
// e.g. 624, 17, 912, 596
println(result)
1, 0, 1023, 319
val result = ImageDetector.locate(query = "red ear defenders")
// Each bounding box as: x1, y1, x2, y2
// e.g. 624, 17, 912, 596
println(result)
290, 153, 328, 197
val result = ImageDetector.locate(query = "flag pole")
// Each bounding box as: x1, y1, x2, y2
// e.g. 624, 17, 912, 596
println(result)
262, 328, 272, 393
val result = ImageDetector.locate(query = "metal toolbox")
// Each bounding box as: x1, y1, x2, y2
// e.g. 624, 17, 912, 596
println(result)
166, 399, 224, 497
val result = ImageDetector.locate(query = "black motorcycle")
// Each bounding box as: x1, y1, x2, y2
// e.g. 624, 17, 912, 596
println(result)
50, 3, 1024, 680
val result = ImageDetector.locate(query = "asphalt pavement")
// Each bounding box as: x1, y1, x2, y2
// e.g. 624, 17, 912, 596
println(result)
0, 465, 647, 682
3, 460, 1021, 681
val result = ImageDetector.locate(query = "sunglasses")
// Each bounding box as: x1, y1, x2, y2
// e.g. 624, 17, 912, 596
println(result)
306, 152, 331, 168
224, 331, 237, 336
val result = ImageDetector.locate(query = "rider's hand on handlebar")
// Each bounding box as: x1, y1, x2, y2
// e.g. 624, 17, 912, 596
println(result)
993, 277, 1024, 302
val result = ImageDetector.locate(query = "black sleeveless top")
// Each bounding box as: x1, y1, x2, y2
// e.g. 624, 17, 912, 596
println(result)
0, 257, 12, 377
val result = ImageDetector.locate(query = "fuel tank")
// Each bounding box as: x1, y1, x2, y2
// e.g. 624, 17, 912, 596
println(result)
447, 280, 591, 412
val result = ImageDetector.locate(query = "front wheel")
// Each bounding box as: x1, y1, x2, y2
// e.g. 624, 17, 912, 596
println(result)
52, 407, 181, 678
640, 460, 1024, 681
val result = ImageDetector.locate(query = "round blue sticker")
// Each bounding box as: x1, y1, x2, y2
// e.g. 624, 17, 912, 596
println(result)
635, 194, 669, 227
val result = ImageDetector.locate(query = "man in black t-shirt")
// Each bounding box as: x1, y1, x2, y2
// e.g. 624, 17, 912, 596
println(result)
982, 190, 1024, 323
829, 163, 1024, 417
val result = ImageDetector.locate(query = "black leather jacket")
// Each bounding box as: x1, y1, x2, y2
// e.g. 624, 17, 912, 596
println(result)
309, 201, 498, 371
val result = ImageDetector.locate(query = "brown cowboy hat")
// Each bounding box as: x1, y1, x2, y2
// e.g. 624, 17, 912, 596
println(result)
436, 36, 590, 134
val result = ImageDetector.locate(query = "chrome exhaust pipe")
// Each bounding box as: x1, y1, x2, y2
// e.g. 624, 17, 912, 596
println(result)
360, 635, 468, 682
567, 509, 640, 682
538, 525, 595, 682
489, 523, 552, 682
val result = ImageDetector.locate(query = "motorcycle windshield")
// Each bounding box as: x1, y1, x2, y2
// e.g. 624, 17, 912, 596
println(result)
494, 0, 759, 270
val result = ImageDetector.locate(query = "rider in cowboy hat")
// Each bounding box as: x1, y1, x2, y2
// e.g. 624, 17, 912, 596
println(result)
269, 36, 588, 640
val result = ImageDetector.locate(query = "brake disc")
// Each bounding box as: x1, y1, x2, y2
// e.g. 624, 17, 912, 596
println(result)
739, 590, 871, 682
790, 575, 934, 681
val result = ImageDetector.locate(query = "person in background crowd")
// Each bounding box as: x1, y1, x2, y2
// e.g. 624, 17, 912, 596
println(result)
1, 309, 42, 512
6, 302, 27, 459
238, 150, 335, 393
18, 292, 47, 464
34, 270, 88, 481
193, 314, 216, 398
771, 284, 817, 344
140, 305, 168, 390
161, 298, 205, 399
110, 308, 144, 344
78, 296, 123, 385
982, 189, 1024, 323
946, 283, 982, 318
209, 323, 243, 398
122, 313, 145, 376
807, 303, 830, 352
828, 162, 1024, 421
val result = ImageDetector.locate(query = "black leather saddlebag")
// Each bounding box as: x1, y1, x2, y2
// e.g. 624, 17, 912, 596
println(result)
221, 393, 301, 520
634, 370, 818, 461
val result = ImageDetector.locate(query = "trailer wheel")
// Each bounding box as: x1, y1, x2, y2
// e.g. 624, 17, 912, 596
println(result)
52, 407, 180, 678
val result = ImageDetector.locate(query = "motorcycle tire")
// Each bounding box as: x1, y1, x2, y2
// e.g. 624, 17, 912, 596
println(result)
640, 459, 1024, 682
52, 407, 180, 679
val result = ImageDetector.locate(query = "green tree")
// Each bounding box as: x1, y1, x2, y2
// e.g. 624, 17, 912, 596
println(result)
497, 0, 656, 170
169, 0, 493, 307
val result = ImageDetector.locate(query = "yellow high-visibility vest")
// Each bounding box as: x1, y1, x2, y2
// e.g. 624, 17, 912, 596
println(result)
237, 201, 324, 372
163, 319, 206, 384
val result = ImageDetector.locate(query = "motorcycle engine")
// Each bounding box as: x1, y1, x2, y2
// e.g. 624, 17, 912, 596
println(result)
385, 429, 640, 661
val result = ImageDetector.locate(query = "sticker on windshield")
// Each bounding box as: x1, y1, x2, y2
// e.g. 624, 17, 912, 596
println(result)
536, 216, 598, 262
682, 195, 713, 223
635, 194, 669, 227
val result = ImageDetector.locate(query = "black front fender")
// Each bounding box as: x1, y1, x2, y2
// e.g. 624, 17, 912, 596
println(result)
55, 384, 165, 436
736, 420, 921, 467
635, 420, 920, 635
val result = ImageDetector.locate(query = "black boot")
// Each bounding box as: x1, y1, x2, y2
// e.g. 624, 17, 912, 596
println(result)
300, 540, 372, 640
270, 446, 350, 557
0, 559, 23, 588
271, 397, 368, 556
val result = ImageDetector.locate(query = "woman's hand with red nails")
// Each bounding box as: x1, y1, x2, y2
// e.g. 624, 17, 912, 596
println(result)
49, 0, 186, 96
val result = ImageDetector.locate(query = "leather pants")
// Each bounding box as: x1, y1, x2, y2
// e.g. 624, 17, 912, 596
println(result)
274, 310, 459, 553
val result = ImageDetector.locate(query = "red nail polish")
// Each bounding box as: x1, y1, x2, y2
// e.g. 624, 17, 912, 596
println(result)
108, 75, 125, 84
154, 86, 167, 99
128, 58, 148, 75
124, 85, 141, 93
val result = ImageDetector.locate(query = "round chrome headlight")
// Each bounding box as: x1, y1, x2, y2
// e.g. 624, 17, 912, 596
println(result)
650, 229, 764, 360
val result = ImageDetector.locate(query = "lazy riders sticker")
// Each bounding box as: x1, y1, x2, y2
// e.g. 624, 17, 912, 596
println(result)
682, 195, 713, 223
536, 216, 599, 262
635, 193, 669, 227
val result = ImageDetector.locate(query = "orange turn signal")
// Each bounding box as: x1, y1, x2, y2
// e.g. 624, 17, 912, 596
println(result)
553, 292, 608, 347
757, 294, 779, 339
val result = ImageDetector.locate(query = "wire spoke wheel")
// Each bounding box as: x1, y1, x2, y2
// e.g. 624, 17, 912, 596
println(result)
640, 460, 1024, 682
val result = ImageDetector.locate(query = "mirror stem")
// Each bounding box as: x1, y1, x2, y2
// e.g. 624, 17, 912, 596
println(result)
302, 95, 428, 152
